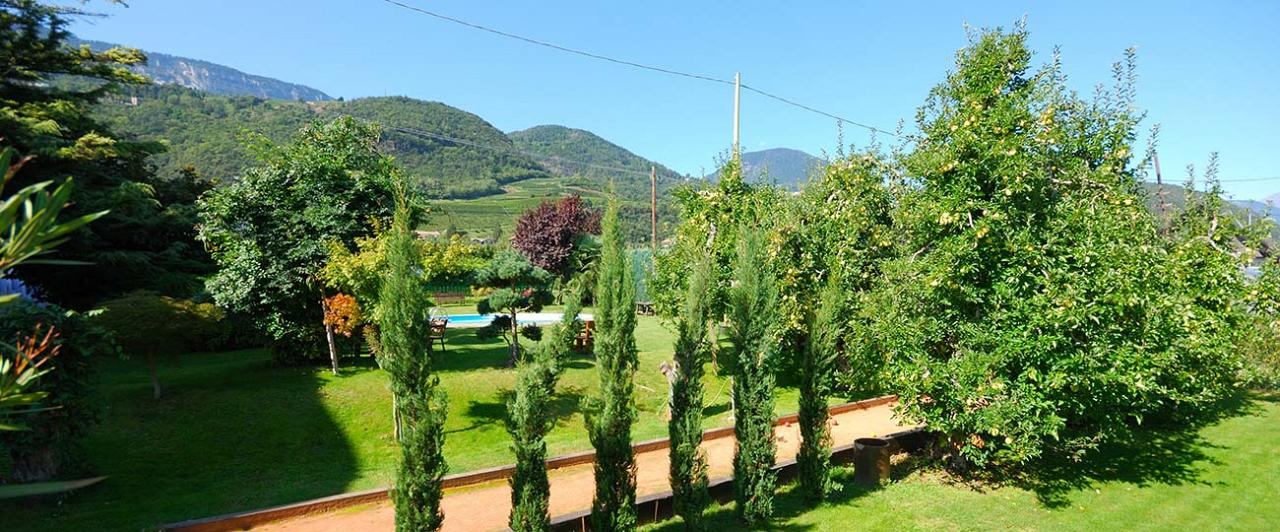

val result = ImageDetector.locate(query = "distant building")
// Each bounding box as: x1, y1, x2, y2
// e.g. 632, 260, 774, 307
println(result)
471, 237, 495, 245
415, 230, 442, 240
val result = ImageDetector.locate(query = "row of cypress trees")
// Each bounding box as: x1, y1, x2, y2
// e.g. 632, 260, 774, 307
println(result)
486, 194, 839, 526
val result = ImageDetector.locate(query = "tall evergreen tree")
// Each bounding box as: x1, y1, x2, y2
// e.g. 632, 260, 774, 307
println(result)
797, 277, 843, 502
728, 225, 778, 526
586, 196, 638, 530
2, 0, 213, 306
507, 289, 583, 531
378, 185, 447, 531
668, 250, 712, 528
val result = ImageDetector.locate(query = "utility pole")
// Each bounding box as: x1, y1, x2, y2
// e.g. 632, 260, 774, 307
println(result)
732, 72, 742, 158
650, 165, 658, 254
1154, 151, 1168, 233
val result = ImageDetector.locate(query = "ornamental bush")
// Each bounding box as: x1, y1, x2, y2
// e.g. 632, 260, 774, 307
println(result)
507, 290, 583, 531
0, 301, 115, 483
728, 225, 779, 525
667, 249, 712, 528
585, 197, 638, 531
378, 187, 447, 531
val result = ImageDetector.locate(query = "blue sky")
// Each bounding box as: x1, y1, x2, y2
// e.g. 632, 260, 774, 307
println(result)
71, 1, 1279, 200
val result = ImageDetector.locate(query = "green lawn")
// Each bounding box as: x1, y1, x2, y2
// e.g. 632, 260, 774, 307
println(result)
646, 392, 1280, 532
4, 312, 1277, 531
2, 314, 799, 531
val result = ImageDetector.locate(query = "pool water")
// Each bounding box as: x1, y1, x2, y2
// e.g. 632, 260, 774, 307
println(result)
443, 312, 593, 328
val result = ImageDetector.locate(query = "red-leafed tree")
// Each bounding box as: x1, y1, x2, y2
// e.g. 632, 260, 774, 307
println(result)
512, 195, 602, 280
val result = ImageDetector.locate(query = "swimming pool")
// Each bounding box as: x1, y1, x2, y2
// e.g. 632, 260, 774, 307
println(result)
443, 312, 594, 328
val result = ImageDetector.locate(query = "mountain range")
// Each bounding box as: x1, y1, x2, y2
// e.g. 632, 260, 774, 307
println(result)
73, 37, 333, 101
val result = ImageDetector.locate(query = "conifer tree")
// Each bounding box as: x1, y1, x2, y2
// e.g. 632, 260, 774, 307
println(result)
668, 250, 712, 528
507, 290, 583, 531
798, 277, 843, 502
586, 196, 638, 530
728, 225, 778, 526
378, 185, 447, 531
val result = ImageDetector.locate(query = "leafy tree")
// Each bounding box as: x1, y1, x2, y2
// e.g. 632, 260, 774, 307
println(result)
727, 224, 779, 525
667, 249, 712, 528
2, 1, 211, 307
474, 251, 554, 366
0, 300, 115, 483
772, 153, 896, 387
651, 159, 783, 321
378, 186, 447, 531
198, 117, 397, 363
512, 195, 601, 280
507, 290, 583, 531
861, 24, 1243, 468
94, 291, 222, 399
586, 196, 638, 531
797, 278, 842, 502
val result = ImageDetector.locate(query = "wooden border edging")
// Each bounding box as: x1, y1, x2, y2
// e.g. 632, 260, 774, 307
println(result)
546, 426, 929, 531
158, 395, 901, 531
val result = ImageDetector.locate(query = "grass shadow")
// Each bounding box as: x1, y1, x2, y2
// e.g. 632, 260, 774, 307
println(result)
1011, 392, 1263, 508
453, 385, 589, 435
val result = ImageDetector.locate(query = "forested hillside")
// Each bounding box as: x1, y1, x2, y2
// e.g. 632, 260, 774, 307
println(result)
510, 124, 686, 194
96, 86, 549, 197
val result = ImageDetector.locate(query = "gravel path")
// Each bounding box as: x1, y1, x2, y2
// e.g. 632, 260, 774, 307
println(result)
255, 401, 911, 532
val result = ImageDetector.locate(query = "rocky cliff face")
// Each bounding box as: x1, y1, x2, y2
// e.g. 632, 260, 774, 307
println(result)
74, 37, 332, 101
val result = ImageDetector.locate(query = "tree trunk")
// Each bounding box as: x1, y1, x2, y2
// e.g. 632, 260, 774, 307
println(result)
325, 322, 339, 375
148, 355, 162, 400
392, 394, 403, 441
507, 310, 520, 367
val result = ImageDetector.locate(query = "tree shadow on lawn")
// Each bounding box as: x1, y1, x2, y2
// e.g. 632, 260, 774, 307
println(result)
644, 463, 920, 531
0, 350, 365, 532
452, 385, 589, 435
1012, 392, 1266, 508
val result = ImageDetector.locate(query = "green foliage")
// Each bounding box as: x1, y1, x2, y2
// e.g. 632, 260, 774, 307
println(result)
728, 224, 779, 525
771, 152, 896, 388
506, 291, 583, 531
668, 249, 712, 528
95, 87, 549, 199
651, 159, 784, 320
198, 117, 397, 362
94, 291, 223, 360
586, 196, 638, 531
2, 2, 210, 307
474, 250, 554, 366
861, 25, 1245, 468
0, 300, 115, 483
377, 188, 446, 531
93, 290, 223, 398
1242, 260, 1280, 388
797, 278, 843, 503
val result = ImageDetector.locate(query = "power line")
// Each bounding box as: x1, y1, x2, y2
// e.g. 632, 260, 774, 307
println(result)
376, 0, 900, 138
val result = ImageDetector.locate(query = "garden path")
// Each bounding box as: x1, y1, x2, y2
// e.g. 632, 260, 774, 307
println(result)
253, 401, 911, 531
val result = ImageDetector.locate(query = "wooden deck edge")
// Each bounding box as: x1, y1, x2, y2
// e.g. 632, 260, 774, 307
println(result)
158, 395, 901, 531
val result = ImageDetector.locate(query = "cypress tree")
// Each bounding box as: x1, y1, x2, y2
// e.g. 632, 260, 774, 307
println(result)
378, 185, 448, 531
668, 250, 713, 528
507, 291, 584, 531
728, 225, 778, 526
586, 196, 638, 530
798, 277, 843, 503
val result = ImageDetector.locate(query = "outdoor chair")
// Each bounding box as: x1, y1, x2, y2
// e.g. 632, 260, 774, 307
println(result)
574, 319, 595, 352
429, 318, 448, 352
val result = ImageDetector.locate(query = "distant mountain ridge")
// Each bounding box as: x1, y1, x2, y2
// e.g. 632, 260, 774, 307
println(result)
510, 125, 686, 199
708, 148, 826, 190
72, 37, 333, 101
